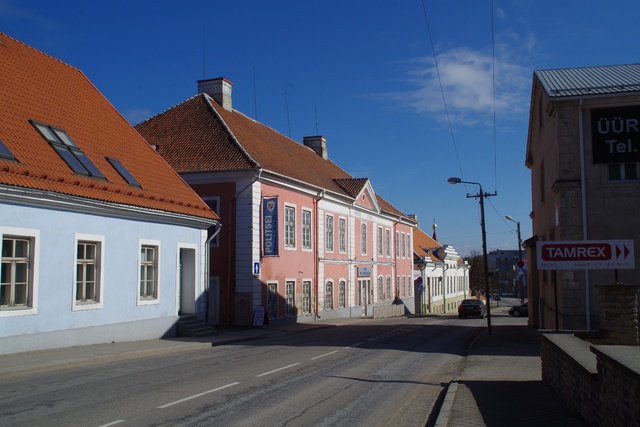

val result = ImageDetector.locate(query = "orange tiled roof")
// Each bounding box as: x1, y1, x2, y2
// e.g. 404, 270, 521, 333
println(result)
137, 92, 413, 220
0, 33, 217, 222
413, 227, 442, 260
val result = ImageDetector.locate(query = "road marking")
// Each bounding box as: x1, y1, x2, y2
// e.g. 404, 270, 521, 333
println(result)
310, 350, 338, 360
98, 421, 125, 427
345, 341, 363, 348
158, 382, 240, 409
256, 363, 301, 377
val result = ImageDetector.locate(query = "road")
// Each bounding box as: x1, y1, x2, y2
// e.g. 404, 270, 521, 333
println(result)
0, 316, 488, 427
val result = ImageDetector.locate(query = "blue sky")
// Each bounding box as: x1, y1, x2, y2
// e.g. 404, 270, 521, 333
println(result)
3, 0, 640, 257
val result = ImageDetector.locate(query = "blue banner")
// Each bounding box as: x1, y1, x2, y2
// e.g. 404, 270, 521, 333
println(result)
263, 198, 278, 256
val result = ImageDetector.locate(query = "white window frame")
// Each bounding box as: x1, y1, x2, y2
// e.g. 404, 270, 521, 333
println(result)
338, 279, 346, 308
72, 233, 105, 311
401, 233, 406, 258
267, 280, 278, 319
386, 276, 391, 301
285, 279, 295, 316
325, 280, 333, 311
360, 222, 367, 255
302, 279, 312, 315
385, 228, 391, 257
138, 239, 160, 306
338, 217, 346, 254
395, 231, 399, 258
284, 204, 296, 250
325, 214, 334, 253
377, 227, 383, 256
0, 227, 40, 318
302, 208, 312, 251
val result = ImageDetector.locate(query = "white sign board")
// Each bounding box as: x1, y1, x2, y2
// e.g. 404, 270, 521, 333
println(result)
537, 240, 635, 270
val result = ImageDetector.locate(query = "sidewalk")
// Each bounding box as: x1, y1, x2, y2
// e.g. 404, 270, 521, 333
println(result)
435, 306, 589, 427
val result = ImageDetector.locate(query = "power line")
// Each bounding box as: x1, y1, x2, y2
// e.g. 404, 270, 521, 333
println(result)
421, 0, 465, 181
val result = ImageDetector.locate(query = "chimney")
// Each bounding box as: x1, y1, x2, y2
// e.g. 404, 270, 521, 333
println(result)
197, 77, 233, 111
303, 136, 328, 159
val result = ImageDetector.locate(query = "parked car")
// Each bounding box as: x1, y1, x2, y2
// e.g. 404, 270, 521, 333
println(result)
508, 302, 529, 317
458, 299, 486, 319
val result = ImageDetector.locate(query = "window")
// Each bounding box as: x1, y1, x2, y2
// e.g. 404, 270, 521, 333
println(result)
407, 234, 411, 259
377, 227, 383, 256
1, 237, 31, 308
338, 280, 346, 308
385, 229, 390, 257
74, 235, 104, 309
204, 197, 220, 246
401, 233, 406, 258
285, 280, 295, 316
139, 242, 159, 303
397, 275, 400, 298
402, 276, 406, 297
0, 138, 16, 161
386, 276, 391, 301
396, 231, 399, 258
325, 215, 334, 252
302, 209, 312, 250
302, 281, 311, 315
360, 223, 367, 255
325, 281, 333, 310
267, 282, 277, 319
608, 163, 639, 181
285, 206, 296, 248
339, 218, 346, 253
31, 121, 104, 178
107, 157, 141, 188
377, 276, 383, 302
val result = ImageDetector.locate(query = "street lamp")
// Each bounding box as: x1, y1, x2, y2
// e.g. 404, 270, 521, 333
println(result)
448, 177, 497, 334
505, 215, 525, 304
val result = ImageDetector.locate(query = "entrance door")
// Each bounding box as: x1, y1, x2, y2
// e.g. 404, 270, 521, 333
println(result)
179, 248, 196, 315
358, 279, 371, 316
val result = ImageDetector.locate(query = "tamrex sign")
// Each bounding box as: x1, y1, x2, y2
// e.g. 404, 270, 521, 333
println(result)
537, 240, 634, 270
591, 106, 640, 164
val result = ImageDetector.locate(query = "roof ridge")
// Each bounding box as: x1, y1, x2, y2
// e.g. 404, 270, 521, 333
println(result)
135, 93, 203, 126
202, 94, 259, 168
0, 32, 82, 73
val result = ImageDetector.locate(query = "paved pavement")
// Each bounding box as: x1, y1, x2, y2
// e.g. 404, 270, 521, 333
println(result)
1, 306, 589, 426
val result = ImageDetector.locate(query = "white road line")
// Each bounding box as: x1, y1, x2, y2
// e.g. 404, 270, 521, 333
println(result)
158, 382, 240, 409
97, 421, 125, 427
255, 363, 301, 377
345, 341, 364, 348
310, 350, 339, 360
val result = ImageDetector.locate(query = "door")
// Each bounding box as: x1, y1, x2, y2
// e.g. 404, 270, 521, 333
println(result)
179, 248, 196, 315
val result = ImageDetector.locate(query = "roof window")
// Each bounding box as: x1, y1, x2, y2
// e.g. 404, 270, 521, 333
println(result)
107, 157, 141, 188
0, 138, 16, 160
30, 121, 105, 179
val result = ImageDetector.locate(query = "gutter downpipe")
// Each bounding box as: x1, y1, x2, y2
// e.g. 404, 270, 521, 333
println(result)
579, 99, 590, 330
205, 223, 222, 323
313, 189, 325, 320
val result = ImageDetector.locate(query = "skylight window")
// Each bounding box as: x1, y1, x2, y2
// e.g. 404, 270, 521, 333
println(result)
30, 121, 105, 179
0, 138, 16, 160
107, 157, 141, 188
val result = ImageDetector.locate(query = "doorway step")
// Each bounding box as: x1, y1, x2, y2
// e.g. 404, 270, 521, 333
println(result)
177, 315, 217, 337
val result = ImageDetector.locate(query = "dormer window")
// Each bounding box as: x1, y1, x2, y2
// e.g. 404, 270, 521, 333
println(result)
0, 138, 16, 161
31, 121, 105, 179
107, 157, 141, 188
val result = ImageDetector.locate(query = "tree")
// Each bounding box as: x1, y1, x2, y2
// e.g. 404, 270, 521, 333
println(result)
464, 250, 484, 296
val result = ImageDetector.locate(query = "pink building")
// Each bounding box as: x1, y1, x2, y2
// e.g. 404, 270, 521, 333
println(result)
137, 78, 417, 325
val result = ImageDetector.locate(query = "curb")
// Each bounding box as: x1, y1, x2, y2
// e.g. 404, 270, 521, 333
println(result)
434, 381, 458, 427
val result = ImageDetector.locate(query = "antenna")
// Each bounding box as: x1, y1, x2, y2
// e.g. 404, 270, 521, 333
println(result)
284, 85, 292, 138
253, 62, 258, 120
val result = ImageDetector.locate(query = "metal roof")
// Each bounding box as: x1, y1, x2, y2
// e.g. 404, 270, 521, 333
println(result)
535, 63, 640, 98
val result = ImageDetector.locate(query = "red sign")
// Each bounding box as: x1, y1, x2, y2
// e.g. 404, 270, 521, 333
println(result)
537, 240, 634, 270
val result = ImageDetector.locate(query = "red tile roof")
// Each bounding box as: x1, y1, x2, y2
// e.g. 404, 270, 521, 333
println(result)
413, 227, 442, 260
137, 92, 413, 220
0, 33, 217, 222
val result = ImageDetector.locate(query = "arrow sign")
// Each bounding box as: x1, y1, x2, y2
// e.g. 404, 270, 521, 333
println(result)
537, 240, 634, 270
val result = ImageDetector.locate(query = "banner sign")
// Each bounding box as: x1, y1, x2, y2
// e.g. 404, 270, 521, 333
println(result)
537, 240, 635, 270
263, 198, 278, 256
591, 106, 640, 164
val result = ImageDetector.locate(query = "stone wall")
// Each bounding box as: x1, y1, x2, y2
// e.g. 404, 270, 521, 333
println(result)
541, 333, 640, 427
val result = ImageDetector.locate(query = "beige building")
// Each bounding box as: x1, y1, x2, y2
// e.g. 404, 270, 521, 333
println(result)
525, 64, 640, 330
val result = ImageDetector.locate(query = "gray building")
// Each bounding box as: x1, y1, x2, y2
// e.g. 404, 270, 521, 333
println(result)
525, 64, 640, 330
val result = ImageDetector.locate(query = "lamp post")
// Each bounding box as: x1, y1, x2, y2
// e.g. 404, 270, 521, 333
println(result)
448, 177, 497, 334
505, 215, 524, 304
